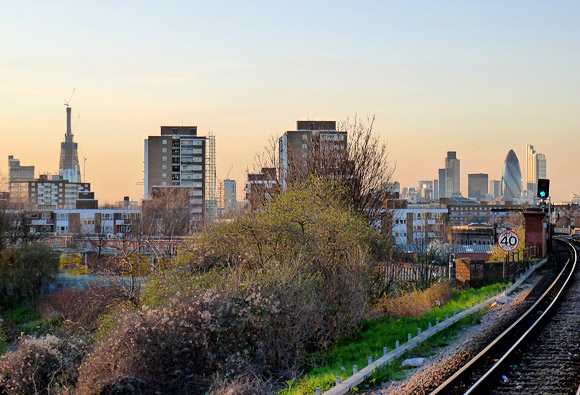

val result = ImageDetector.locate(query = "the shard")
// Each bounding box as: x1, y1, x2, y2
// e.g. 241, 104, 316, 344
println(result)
59, 106, 81, 183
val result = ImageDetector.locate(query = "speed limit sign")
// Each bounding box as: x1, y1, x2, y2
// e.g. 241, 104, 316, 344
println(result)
498, 230, 519, 252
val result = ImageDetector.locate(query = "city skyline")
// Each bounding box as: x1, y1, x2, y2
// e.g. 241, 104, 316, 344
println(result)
1, 1, 579, 203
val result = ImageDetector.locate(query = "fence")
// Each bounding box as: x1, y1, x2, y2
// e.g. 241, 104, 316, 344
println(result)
381, 262, 448, 283
503, 246, 540, 281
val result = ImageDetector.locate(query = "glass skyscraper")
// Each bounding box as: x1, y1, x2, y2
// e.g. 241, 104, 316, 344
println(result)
502, 149, 522, 201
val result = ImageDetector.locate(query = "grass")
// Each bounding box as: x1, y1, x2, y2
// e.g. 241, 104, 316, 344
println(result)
278, 281, 506, 394
2, 303, 40, 325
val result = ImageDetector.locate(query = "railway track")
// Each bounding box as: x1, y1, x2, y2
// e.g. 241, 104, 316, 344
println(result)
429, 237, 580, 395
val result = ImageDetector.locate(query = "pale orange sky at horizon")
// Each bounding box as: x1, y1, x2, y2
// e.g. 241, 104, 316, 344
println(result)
1, 1, 579, 203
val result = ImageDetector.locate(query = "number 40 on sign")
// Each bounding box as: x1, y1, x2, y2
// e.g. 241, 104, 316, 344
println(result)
498, 230, 519, 252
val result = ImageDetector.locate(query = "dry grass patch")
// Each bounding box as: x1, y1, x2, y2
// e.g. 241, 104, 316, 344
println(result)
375, 281, 453, 319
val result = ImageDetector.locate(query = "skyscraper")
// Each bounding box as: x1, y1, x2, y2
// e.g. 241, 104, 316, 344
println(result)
489, 180, 501, 200
536, 153, 547, 180
502, 149, 522, 201
444, 151, 460, 197
438, 168, 447, 198
468, 173, 488, 201
59, 106, 81, 183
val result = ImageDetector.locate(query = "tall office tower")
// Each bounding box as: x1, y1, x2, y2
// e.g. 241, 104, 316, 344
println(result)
418, 180, 433, 200
278, 121, 347, 190
219, 178, 237, 213
444, 151, 460, 197
438, 168, 447, 198
433, 179, 439, 200
144, 126, 207, 226
536, 153, 547, 180
8, 156, 34, 182
489, 180, 501, 200
468, 173, 488, 201
526, 144, 536, 193
501, 149, 522, 201
59, 106, 82, 183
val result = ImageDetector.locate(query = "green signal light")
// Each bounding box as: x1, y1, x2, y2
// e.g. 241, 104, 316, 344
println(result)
540, 191, 546, 197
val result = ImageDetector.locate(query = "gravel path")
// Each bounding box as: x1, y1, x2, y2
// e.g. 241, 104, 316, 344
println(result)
363, 272, 551, 395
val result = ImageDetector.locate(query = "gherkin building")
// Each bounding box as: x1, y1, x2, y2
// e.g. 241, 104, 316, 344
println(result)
501, 149, 522, 200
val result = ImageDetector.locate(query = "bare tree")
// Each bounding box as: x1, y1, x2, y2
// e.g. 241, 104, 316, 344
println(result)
251, 116, 395, 226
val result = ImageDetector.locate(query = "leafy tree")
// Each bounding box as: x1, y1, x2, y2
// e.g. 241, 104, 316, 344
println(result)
0, 244, 59, 304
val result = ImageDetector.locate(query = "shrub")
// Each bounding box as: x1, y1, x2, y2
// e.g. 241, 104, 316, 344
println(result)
42, 286, 125, 335
0, 334, 86, 393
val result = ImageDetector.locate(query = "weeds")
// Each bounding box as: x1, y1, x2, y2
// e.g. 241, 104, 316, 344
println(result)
280, 281, 505, 394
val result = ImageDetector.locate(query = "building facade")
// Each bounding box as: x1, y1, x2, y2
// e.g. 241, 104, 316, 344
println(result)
278, 121, 347, 190
144, 126, 207, 226
9, 175, 95, 209
8, 156, 34, 182
468, 173, 488, 201
245, 167, 278, 210
219, 178, 237, 214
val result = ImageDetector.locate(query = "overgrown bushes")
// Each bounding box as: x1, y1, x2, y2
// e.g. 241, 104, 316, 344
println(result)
77, 179, 387, 392
0, 334, 86, 394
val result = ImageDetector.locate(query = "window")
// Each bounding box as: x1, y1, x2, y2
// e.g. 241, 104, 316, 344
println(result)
162, 173, 167, 179
162, 139, 167, 145
302, 144, 307, 149
162, 165, 167, 170
192, 173, 202, 179
162, 156, 167, 162
302, 134, 307, 140
192, 140, 203, 146
192, 148, 202, 154
162, 148, 167, 153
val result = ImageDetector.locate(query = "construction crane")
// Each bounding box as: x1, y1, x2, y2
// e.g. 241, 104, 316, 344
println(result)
225, 165, 233, 180
64, 88, 76, 107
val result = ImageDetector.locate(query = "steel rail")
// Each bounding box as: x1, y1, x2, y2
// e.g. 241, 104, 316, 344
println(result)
430, 237, 577, 395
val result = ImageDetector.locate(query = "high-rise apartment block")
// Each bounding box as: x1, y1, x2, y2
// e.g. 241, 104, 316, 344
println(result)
144, 126, 207, 225
278, 121, 347, 189
8, 156, 34, 182
245, 167, 278, 210
219, 178, 237, 214
10, 174, 95, 209
468, 173, 488, 201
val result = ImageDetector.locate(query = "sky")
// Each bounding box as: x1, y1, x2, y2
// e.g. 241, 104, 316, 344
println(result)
1, 1, 579, 203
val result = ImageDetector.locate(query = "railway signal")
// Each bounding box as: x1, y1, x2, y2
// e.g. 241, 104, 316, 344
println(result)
537, 178, 550, 198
